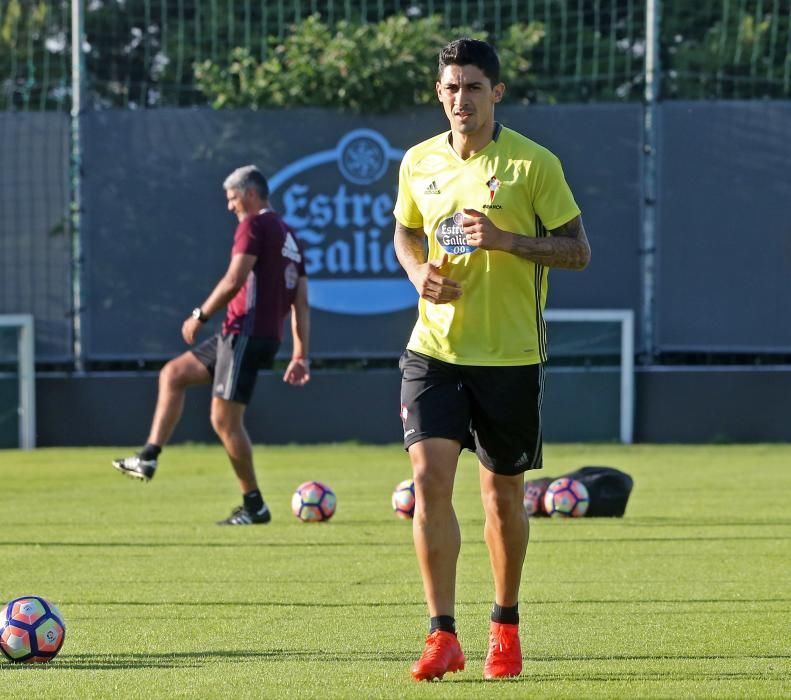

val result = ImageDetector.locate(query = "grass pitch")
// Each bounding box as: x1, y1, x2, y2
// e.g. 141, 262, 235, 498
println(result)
0, 443, 789, 698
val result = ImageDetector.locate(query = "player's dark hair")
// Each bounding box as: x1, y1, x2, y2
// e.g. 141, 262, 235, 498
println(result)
438, 38, 501, 86
223, 165, 269, 200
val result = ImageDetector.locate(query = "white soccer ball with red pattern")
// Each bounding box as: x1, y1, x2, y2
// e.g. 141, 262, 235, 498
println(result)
291, 481, 337, 522
523, 481, 546, 517
543, 478, 590, 518
0, 596, 65, 663
391, 479, 415, 519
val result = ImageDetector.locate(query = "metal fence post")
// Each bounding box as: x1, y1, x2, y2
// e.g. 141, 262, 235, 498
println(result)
71, 0, 85, 372
640, 0, 661, 361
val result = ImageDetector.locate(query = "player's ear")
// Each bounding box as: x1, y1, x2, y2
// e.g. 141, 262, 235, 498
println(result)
436, 81, 443, 102
493, 82, 505, 103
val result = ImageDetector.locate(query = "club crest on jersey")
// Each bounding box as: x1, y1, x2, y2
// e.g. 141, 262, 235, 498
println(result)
436, 212, 476, 255
483, 175, 502, 209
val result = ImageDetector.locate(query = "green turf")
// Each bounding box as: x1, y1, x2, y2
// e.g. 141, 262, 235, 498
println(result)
0, 443, 789, 698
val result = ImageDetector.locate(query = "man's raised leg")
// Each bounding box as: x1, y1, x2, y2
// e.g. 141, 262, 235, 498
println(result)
113, 352, 210, 481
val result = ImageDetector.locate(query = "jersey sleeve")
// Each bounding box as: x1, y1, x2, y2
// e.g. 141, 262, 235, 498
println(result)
531, 151, 581, 231
231, 218, 261, 256
393, 152, 424, 229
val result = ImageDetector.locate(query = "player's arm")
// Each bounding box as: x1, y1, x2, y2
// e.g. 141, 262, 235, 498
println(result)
283, 276, 310, 386
394, 221, 462, 304
182, 253, 257, 344
463, 210, 591, 270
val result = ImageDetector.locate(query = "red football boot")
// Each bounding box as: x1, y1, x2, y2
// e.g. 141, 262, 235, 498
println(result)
483, 621, 522, 679
410, 630, 466, 681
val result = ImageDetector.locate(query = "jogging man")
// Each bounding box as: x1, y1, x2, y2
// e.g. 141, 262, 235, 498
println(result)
394, 38, 590, 680
113, 165, 310, 525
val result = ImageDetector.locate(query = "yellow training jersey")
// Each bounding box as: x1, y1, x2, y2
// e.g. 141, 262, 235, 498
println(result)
394, 124, 581, 366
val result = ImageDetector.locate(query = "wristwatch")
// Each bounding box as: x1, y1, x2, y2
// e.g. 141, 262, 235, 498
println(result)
191, 307, 208, 323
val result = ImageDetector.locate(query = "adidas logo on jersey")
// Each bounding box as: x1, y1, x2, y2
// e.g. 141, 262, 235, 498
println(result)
281, 232, 302, 262
424, 180, 441, 195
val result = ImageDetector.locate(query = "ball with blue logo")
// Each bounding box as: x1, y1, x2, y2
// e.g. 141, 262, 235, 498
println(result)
0, 595, 65, 663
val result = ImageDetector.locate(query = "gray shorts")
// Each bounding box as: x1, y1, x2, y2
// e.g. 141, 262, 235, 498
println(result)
191, 333, 279, 404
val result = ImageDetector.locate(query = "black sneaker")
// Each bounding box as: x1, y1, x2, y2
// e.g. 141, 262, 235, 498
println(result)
112, 455, 157, 482
217, 503, 271, 525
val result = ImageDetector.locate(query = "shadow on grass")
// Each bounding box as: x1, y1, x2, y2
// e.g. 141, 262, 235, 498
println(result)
527, 653, 791, 662
68, 600, 428, 608
450, 671, 790, 684
0, 541, 412, 548
0, 534, 788, 549
2, 649, 415, 671
8, 650, 787, 676
60, 597, 791, 608
622, 517, 791, 527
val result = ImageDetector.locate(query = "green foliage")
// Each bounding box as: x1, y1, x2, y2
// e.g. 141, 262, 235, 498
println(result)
496, 21, 547, 102
664, 6, 791, 98
0, 0, 56, 109
2, 1, 791, 111
0, 0, 23, 46
194, 15, 494, 112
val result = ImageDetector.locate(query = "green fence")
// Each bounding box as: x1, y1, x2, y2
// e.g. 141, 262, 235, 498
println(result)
2, 0, 789, 111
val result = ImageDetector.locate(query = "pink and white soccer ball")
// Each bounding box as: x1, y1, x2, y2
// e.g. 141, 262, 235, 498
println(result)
543, 478, 590, 518
0, 596, 65, 664
392, 479, 415, 519
523, 481, 546, 517
291, 481, 337, 522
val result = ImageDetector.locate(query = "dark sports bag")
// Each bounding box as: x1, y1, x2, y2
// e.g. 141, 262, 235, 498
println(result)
526, 466, 634, 517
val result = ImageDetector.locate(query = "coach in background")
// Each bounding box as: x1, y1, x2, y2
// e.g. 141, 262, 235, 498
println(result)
113, 165, 310, 525
394, 38, 590, 681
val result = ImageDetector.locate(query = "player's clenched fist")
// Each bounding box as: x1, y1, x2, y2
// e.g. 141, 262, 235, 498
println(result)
409, 253, 463, 304
463, 208, 511, 251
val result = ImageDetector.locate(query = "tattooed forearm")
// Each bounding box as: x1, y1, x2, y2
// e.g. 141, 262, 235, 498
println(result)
394, 221, 428, 273
509, 216, 591, 270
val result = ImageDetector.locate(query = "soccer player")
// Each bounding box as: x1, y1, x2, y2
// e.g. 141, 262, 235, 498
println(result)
112, 165, 311, 525
394, 38, 590, 680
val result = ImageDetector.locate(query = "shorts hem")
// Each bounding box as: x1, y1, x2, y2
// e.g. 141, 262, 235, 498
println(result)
403, 432, 466, 452
479, 459, 544, 476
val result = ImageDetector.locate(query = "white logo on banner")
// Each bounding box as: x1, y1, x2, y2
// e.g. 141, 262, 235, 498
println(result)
269, 129, 416, 315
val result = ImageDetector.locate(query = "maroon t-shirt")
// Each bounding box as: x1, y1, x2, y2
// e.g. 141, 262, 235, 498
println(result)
222, 210, 307, 340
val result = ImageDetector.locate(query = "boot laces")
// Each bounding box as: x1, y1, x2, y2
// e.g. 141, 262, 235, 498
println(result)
421, 633, 448, 662
489, 625, 515, 655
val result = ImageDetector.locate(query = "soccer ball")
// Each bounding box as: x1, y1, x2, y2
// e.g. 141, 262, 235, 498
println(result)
392, 479, 415, 519
543, 478, 590, 518
523, 481, 547, 517
291, 481, 336, 522
0, 596, 65, 663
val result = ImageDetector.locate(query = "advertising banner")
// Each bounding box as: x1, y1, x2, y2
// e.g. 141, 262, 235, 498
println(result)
82, 106, 641, 360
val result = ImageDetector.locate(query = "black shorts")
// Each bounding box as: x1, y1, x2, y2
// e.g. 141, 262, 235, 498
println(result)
191, 333, 279, 405
399, 350, 545, 476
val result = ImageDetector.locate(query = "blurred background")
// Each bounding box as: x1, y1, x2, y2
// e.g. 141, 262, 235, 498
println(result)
1, 0, 789, 447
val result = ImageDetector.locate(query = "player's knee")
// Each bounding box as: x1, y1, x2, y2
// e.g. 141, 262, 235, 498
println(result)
413, 468, 454, 506
159, 359, 187, 389
482, 482, 524, 521
209, 409, 228, 436
210, 407, 241, 438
